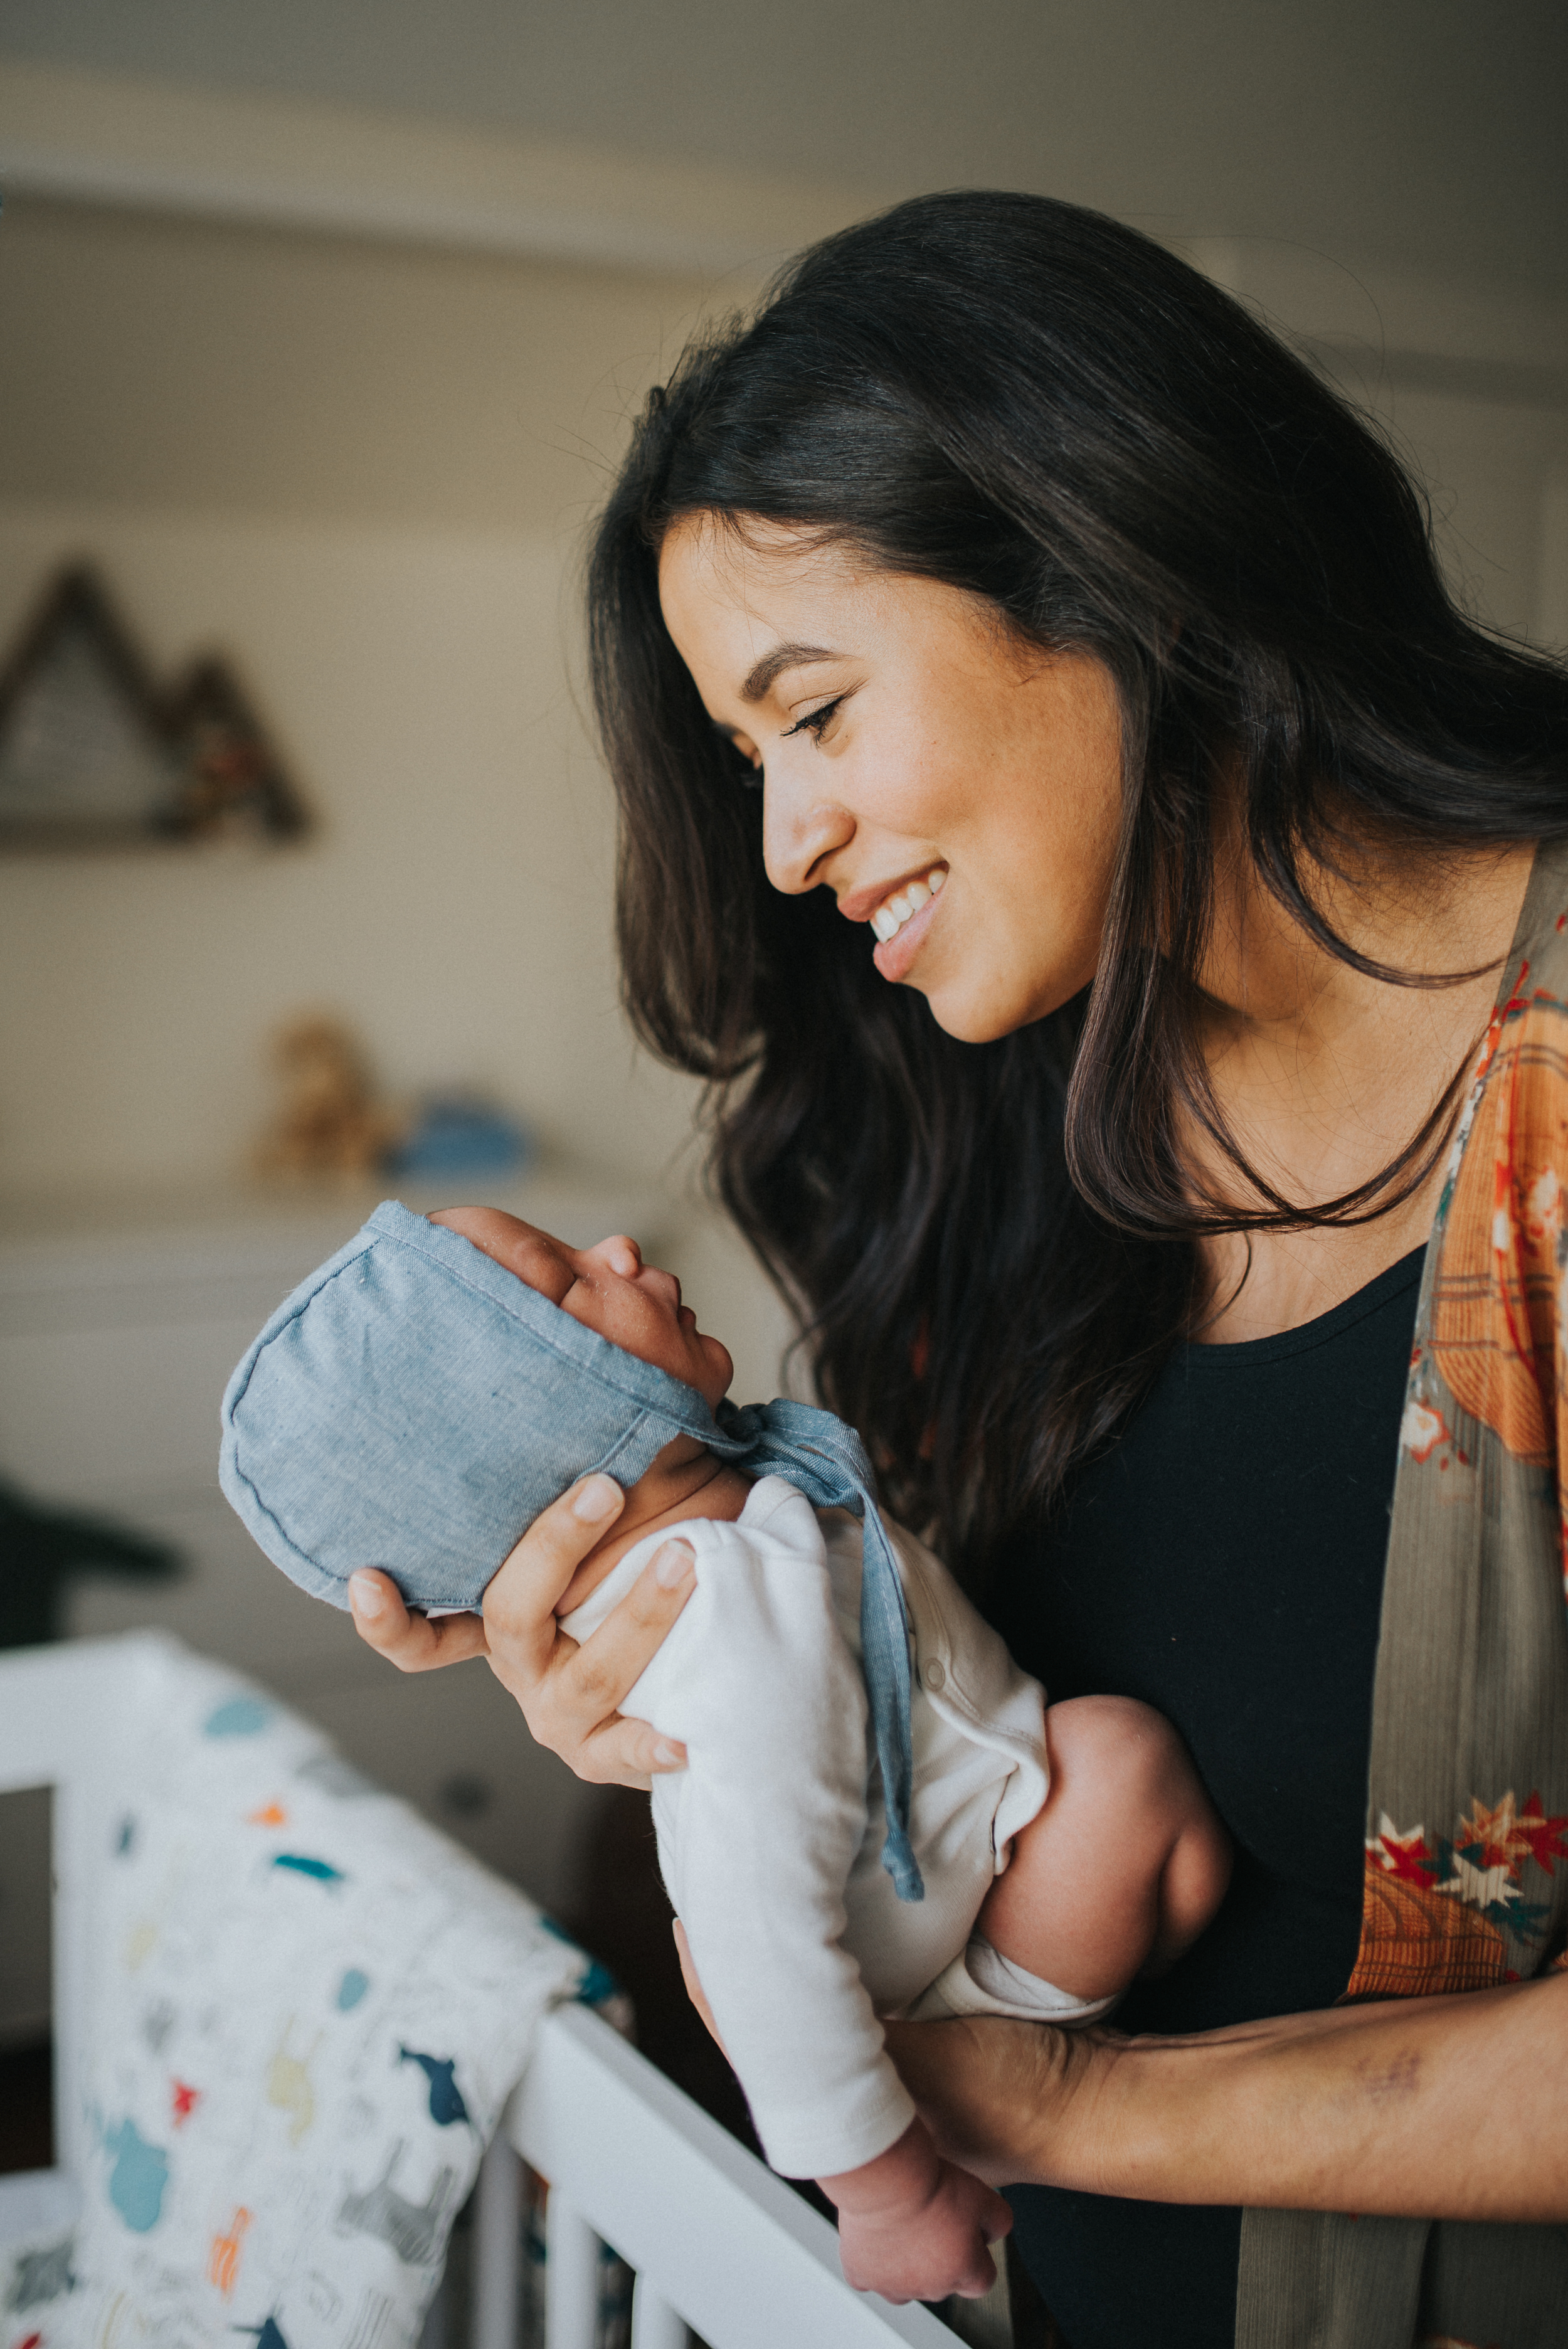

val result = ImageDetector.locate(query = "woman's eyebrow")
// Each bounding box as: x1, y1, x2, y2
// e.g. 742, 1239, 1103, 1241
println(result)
741, 642, 844, 703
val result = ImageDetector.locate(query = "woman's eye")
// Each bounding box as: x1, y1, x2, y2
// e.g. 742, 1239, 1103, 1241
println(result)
781, 694, 845, 745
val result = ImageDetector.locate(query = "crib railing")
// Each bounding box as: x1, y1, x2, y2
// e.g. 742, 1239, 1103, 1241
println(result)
473, 2000, 957, 2349
0, 1634, 963, 2349
3, 1635, 967, 2349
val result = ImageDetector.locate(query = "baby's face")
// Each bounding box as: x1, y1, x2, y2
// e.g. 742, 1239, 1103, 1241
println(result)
428, 1206, 733, 1409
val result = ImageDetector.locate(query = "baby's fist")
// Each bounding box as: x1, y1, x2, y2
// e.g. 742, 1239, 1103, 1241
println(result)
836, 2156, 1010, 2305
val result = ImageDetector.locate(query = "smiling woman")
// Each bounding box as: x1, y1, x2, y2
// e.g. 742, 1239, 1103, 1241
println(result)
352, 191, 1568, 2349
567, 191, 1568, 2349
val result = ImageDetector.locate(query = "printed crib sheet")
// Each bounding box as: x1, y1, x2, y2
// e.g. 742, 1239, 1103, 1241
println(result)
6, 1640, 608, 2349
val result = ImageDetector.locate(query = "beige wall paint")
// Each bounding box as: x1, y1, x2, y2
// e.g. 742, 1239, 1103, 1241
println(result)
0, 196, 719, 526
0, 199, 797, 1398
0, 504, 691, 1189
4, 4, 1564, 300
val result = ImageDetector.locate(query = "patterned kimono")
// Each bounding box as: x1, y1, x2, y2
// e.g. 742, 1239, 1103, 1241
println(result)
1237, 840, 1568, 2347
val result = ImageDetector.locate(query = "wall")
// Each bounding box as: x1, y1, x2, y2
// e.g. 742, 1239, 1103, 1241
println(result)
0, 195, 796, 1399
3, 0, 1564, 298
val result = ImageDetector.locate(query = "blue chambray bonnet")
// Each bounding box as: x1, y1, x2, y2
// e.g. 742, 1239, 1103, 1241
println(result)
220, 1200, 923, 1900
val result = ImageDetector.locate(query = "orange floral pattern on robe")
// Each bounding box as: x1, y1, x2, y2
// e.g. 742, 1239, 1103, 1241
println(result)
1426, 975, 1568, 1480
1342, 962, 1568, 2004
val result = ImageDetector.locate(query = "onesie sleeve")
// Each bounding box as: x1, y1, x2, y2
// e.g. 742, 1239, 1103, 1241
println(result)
633, 1492, 917, 2180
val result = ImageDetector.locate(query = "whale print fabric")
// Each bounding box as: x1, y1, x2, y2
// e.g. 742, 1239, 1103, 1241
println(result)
17, 1639, 599, 2349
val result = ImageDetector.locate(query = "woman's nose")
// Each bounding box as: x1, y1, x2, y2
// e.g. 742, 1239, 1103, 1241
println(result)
761, 785, 856, 897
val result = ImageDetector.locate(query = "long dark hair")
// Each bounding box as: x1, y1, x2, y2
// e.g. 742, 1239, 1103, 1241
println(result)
587, 191, 1568, 1577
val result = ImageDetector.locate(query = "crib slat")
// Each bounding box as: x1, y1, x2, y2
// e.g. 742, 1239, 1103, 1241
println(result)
546, 2192, 601, 2349
631, 2275, 691, 2349
471, 2130, 522, 2349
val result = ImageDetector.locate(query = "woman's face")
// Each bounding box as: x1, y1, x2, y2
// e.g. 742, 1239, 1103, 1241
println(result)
658, 514, 1125, 1042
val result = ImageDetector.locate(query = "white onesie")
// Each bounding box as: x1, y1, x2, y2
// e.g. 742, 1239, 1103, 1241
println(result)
561, 1474, 1055, 2179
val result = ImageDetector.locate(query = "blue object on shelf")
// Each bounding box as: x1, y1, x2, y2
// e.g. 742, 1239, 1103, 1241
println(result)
388, 1095, 532, 1182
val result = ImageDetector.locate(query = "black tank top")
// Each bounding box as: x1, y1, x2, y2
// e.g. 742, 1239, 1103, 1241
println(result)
988, 1245, 1426, 2349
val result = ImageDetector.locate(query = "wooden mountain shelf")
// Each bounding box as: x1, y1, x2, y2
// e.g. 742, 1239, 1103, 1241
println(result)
0, 563, 310, 849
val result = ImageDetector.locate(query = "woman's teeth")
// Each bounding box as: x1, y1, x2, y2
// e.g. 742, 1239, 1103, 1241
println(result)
870, 866, 946, 945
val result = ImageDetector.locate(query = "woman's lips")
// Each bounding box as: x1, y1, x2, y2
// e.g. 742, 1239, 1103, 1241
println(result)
872, 883, 944, 981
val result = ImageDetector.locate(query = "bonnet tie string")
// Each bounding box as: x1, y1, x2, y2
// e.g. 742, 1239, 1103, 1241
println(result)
711, 1398, 924, 1902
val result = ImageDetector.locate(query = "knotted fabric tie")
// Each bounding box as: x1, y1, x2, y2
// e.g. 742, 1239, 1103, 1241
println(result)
708, 1397, 923, 1902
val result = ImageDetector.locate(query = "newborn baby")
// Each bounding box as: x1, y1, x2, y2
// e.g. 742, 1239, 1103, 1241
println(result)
221, 1200, 1230, 2306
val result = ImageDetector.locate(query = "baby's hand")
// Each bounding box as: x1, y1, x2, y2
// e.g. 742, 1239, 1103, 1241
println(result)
822, 2117, 1010, 2304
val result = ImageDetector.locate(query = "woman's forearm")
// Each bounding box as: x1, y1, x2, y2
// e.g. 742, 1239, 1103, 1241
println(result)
890, 1973, 1568, 2220
1081, 1977, 1568, 2217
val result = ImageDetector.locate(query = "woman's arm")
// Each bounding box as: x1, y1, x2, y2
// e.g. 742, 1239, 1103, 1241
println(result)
348, 1473, 696, 1789
885, 1973, 1568, 2221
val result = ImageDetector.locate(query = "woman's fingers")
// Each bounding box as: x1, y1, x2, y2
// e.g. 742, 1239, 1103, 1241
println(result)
561, 1539, 697, 1719
348, 1571, 490, 1672
349, 1479, 694, 1790
496, 1537, 696, 1778
481, 1475, 627, 1676
475, 1485, 696, 1788
572, 1714, 688, 1790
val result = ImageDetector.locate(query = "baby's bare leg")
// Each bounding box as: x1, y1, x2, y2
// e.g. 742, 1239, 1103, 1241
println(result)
978, 1695, 1231, 2003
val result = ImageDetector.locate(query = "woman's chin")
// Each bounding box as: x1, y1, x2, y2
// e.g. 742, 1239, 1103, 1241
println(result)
920, 957, 1093, 1044
921, 980, 1051, 1047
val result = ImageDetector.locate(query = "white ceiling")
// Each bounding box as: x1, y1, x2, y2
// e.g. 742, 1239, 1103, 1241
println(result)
0, 0, 1564, 297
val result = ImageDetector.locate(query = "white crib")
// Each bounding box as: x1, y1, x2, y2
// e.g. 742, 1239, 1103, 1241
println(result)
0, 1635, 960, 2349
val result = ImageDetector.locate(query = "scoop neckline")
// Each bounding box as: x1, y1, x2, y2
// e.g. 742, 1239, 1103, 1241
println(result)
1179, 1242, 1428, 1370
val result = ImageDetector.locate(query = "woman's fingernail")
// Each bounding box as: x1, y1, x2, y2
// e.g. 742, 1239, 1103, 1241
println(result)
654, 1739, 685, 1768
573, 1475, 621, 1523
349, 1572, 384, 1618
654, 1540, 694, 1590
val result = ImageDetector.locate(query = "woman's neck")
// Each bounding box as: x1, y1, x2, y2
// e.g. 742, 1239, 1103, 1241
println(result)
555, 1437, 753, 1615
1187, 829, 1536, 1344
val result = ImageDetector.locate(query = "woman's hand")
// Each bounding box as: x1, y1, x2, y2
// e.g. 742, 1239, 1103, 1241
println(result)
882, 2015, 1107, 2190
348, 1473, 696, 1790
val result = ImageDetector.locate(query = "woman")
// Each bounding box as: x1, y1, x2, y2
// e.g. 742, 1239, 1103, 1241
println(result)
350, 193, 1568, 2346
